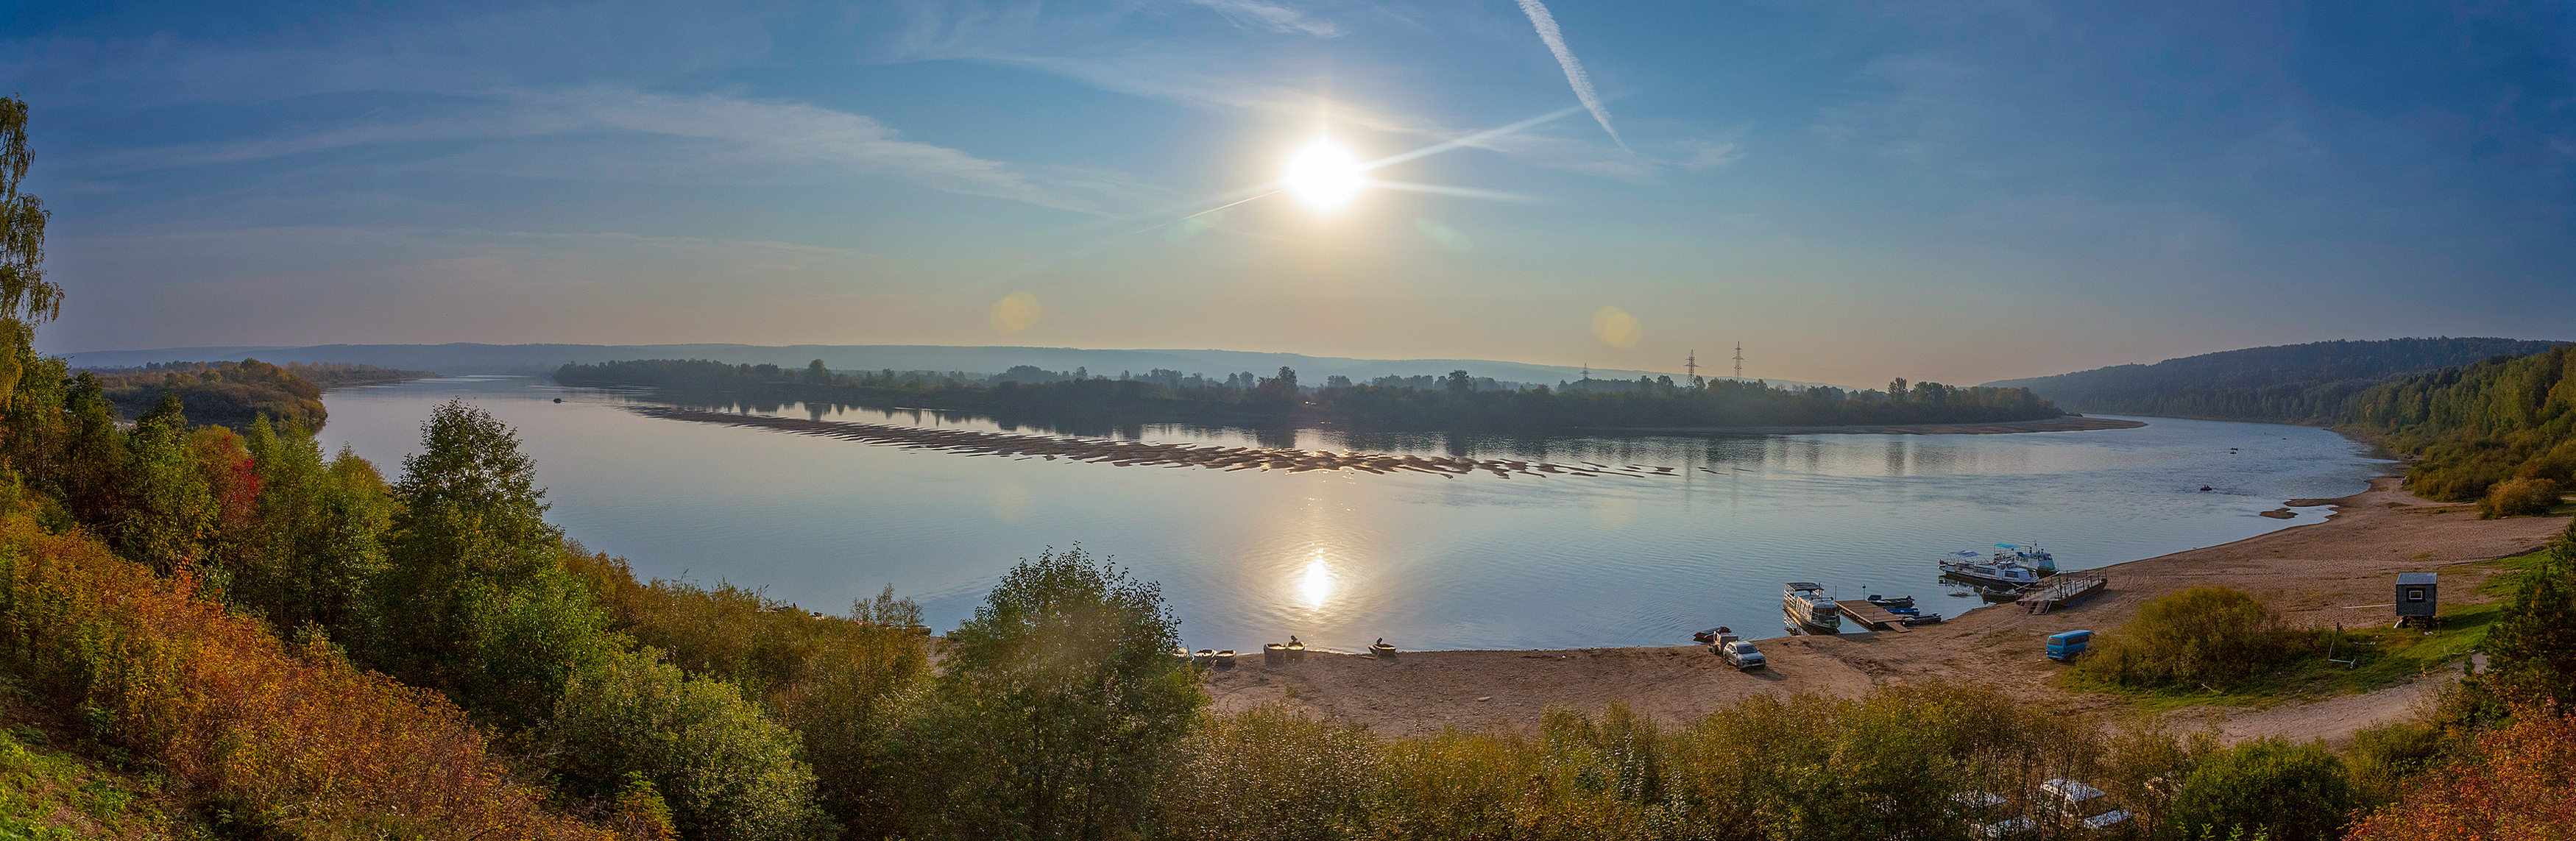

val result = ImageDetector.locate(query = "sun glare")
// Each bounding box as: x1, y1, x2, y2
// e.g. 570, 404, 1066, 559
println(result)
1283, 139, 1364, 210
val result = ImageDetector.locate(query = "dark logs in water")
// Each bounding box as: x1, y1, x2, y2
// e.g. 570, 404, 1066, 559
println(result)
629, 406, 1688, 479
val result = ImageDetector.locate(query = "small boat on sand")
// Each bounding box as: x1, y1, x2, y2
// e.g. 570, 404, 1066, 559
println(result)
1783, 583, 1841, 634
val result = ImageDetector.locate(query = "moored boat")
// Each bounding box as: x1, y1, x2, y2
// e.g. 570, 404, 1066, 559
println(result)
1994, 542, 2058, 575
1940, 551, 2046, 589
1782, 582, 1841, 634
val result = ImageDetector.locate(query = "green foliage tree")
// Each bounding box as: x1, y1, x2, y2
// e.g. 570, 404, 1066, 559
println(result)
2166, 738, 2357, 841
0, 96, 62, 405
2458, 530, 2576, 717
1157, 706, 1377, 841
372, 399, 612, 724
116, 393, 217, 573
547, 649, 832, 841
236, 417, 394, 634
899, 546, 1206, 840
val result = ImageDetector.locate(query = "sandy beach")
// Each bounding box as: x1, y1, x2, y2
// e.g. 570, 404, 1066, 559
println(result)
1204, 475, 2567, 742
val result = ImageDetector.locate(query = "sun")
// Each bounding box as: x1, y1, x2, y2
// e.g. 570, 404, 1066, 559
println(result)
1283, 138, 1364, 210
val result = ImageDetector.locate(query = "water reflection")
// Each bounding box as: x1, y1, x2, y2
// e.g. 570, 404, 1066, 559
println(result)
1298, 553, 1335, 608
335, 378, 2391, 651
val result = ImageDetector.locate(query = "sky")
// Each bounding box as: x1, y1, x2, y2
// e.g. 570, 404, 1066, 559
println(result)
7, 0, 2574, 386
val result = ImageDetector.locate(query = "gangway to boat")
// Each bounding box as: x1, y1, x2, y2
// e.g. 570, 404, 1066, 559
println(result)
2018, 576, 2109, 614
1835, 600, 1913, 632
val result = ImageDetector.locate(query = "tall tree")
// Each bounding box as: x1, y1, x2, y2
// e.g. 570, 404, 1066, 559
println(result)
903, 547, 1205, 840
0, 96, 58, 403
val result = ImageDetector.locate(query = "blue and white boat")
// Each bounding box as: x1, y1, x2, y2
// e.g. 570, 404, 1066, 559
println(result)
1940, 550, 2045, 589
1994, 542, 2058, 575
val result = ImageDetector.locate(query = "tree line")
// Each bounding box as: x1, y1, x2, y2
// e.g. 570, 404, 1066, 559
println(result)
87, 358, 433, 430
1989, 338, 2566, 425
555, 358, 2066, 431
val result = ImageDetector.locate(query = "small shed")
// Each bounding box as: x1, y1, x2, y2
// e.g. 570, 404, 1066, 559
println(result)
2396, 572, 2438, 621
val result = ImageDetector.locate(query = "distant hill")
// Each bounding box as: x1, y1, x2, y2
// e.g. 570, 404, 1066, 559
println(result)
1984, 337, 2568, 423
61, 343, 1847, 391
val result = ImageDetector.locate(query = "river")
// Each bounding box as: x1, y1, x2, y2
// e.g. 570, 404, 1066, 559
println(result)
319, 376, 2388, 653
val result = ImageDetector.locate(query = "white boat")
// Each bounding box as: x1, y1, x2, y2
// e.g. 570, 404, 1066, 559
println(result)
1939, 550, 2046, 589
1993, 542, 2058, 575
1782, 582, 1841, 634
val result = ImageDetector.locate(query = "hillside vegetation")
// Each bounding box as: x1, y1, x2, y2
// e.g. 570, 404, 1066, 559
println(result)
91, 359, 431, 430
1986, 338, 2563, 423
2344, 344, 2576, 504
557, 358, 2063, 431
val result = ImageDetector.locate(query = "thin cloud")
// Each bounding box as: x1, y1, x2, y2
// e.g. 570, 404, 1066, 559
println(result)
1185, 0, 1342, 37
1515, 0, 1626, 151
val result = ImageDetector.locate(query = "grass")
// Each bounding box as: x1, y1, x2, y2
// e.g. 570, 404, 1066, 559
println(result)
0, 719, 205, 840
2060, 550, 2548, 712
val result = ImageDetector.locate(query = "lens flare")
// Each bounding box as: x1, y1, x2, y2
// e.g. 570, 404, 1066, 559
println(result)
1284, 140, 1364, 210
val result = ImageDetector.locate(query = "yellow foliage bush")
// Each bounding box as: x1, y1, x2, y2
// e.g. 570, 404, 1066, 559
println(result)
0, 514, 616, 840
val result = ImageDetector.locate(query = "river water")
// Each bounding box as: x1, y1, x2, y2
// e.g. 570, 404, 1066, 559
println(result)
319, 376, 2388, 653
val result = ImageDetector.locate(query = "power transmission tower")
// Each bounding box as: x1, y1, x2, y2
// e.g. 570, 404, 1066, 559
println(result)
1733, 342, 1744, 381
1685, 350, 1700, 387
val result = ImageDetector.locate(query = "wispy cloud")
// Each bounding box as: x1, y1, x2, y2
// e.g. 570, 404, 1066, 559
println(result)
84, 88, 1117, 214
1515, 0, 1624, 151
1185, 0, 1342, 37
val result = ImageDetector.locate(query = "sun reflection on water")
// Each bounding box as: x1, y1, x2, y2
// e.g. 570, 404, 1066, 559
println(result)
1298, 552, 1335, 608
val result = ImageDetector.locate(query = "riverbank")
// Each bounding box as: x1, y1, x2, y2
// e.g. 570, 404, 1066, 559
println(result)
1204, 475, 2566, 741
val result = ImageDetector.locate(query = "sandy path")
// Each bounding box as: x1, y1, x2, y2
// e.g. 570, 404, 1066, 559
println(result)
1207, 477, 2567, 740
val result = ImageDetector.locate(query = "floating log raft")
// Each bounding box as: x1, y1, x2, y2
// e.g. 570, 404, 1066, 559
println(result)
2018, 576, 2109, 614
630, 407, 1685, 480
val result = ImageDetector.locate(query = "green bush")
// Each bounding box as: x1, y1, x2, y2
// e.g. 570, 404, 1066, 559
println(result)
2480, 477, 2560, 518
1157, 706, 1379, 841
885, 546, 1206, 840
2080, 586, 2315, 689
2345, 721, 2446, 803
547, 649, 831, 841
2167, 738, 2357, 841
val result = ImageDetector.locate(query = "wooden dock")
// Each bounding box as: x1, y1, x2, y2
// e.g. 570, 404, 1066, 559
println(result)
2018, 576, 2109, 614
1835, 600, 1913, 632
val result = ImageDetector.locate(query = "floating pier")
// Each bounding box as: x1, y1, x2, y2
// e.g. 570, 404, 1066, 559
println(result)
2017, 576, 2109, 614
1834, 600, 1913, 632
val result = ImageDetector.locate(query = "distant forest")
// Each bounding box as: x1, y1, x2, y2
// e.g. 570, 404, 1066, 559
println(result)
91, 359, 434, 430
1988, 337, 2566, 424
2343, 344, 2576, 503
554, 358, 2064, 431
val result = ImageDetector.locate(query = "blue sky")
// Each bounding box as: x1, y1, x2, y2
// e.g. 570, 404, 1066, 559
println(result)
8, 0, 2572, 385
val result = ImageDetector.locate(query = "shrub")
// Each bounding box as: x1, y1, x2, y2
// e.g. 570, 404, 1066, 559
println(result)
2346, 703, 2576, 840
2482, 477, 2561, 518
2080, 586, 2314, 689
2345, 721, 2446, 803
2168, 738, 2357, 841
1157, 706, 1379, 841
547, 649, 832, 841
0, 514, 610, 840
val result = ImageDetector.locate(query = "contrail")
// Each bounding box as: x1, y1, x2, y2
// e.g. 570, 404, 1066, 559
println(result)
1515, 0, 1626, 151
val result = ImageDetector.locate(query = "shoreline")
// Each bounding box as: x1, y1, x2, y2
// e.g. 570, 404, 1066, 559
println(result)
1204, 474, 2568, 742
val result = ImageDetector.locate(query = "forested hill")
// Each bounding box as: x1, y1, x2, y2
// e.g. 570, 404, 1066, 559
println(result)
2345, 344, 2576, 505
1986, 337, 2566, 423
90, 359, 434, 430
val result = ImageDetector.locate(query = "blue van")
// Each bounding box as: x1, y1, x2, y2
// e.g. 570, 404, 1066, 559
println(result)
2046, 630, 2093, 661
